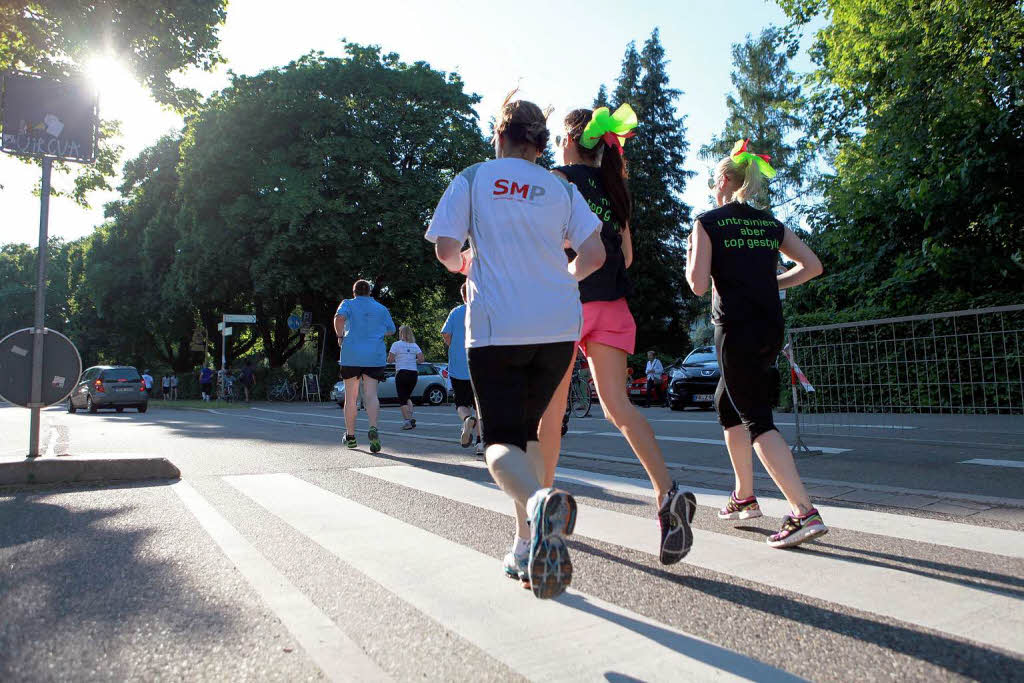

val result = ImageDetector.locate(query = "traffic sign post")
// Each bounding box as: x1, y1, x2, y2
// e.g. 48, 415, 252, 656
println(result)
2, 72, 98, 456
220, 314, 256, 373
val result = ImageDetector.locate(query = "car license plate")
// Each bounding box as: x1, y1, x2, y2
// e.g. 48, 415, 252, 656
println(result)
693, 393, 714, 402
117, 387, 133, 392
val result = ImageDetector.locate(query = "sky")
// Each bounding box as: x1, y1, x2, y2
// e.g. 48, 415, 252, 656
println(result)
0, 0, 818, 247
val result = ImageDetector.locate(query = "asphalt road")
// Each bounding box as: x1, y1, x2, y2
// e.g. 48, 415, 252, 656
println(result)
1, 401, 1022, 681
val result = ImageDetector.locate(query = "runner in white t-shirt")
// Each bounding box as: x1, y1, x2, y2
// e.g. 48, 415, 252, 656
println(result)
387, 325, 425, 430
425, 92, 606, 600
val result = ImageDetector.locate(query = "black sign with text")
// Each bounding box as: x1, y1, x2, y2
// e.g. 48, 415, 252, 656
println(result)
1, 72, 98, 163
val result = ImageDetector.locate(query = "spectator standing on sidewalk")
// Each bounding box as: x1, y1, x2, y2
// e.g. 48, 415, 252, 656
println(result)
239, 360, 255, 403
170, 372, 179, 400
644, 351, 663, 408
161, 374, 170, 400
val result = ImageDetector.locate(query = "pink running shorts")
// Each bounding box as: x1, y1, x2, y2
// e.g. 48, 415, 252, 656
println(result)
579, 298, 637, 357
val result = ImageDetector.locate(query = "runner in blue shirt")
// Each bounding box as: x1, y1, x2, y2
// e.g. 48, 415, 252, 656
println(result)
441, 282, 482, 455
333, 279, 396, 453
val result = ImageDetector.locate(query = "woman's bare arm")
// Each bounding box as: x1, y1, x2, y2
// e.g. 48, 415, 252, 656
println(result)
777, 227, 823, 290
685, 221, 711, 296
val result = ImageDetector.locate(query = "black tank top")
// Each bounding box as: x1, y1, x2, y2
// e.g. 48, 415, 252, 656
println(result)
698, 201, 785, 330
555, 165, 633, 303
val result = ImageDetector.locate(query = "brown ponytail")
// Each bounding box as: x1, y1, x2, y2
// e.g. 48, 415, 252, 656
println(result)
563, 108, 633, 229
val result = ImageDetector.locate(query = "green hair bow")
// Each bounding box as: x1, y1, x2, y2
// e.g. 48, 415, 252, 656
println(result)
730, 139, 776, 178
580, 104, 637, 154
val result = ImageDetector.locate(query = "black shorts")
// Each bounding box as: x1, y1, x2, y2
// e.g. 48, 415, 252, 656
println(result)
468, 342, 575, 452
340, 366, 386, 382
714, 325, 783, 441
200, 382, 212, 393
451, 377, 475, 409
161, 387, 169, 397
395, 369, 418, 404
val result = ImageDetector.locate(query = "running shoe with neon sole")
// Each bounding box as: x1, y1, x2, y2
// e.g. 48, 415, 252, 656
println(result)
526, 488, 577, 599
344, 434, 357, 449
368, 426, 382, 453
657, 482, 696, 565
460, 416, 477, 448
767, 509, 829, 549
718, 492, 763, 520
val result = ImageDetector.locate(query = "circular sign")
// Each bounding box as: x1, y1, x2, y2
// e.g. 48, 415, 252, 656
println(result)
287, 315, 301, 331
0, 327, 82, 407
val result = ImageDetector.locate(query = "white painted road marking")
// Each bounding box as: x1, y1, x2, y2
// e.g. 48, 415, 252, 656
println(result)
225, 472, 796, 682
592, 432, 852, 454
539, 465, 1024, 560
355, 465, 1024, 656
173, 481, 391, 682
960, 458, 1024, 469
651, 418, 916, 430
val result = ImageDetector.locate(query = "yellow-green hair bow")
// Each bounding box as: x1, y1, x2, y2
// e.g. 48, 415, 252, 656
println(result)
580, 104, 638, 154
730, 138, 776, 178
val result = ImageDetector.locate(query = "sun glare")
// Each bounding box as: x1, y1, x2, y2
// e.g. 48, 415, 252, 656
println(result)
85, 54, 142, 113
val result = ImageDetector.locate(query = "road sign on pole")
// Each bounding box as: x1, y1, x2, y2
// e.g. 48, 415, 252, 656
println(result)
224, 314, 257, 324
287, 315, 301, 331
300, 311, 313, 335
2, 72, 97, 457
222, 327, 233, 336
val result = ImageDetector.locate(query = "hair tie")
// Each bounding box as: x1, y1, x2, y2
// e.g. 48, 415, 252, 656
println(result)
730, 139, 776, 178
580, 104, 638, 155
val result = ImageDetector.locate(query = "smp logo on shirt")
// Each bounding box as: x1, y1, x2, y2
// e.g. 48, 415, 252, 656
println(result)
493, 179, 546, 202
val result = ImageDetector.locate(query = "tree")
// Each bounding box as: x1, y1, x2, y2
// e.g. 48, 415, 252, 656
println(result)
778, 0, 1024, 318
172, 44, 490, 367
0, 1, 228, 201
593, 84, 610, 109
608, 30, 695, 352
699, 27, 810, 217
0, 238, 73, 336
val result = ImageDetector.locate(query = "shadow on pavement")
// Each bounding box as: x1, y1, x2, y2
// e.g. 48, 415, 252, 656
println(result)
569, 539, 1022, 679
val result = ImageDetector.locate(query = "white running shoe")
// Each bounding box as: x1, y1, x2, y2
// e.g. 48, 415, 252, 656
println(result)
460, 416, 477, 448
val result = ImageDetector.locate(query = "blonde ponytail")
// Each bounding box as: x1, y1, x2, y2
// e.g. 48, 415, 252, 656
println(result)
715, 143, 769, 205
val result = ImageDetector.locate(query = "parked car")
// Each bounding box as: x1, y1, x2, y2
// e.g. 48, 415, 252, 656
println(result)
627, 368, 670, 404
67, 365, 149, 414
330, 363, 448, 407
666, 346, 719, 411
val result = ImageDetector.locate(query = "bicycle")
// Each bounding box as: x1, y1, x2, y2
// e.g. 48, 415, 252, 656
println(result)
267, 377, 298, 401
562, 357, 593, 435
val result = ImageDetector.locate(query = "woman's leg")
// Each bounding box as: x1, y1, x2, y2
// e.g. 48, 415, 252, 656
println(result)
343, 377, 360, 435
753, 431, 813, 514
537, 346, 577, 487
362, 377, 380, 428
724, 425, 756, 499
587, 342, 673, 502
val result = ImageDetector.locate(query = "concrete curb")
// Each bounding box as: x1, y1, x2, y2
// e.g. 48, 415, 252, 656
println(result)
0, 455, 180, 487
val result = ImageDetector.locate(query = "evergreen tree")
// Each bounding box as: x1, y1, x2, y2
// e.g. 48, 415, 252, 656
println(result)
593, 84, 610, 109
615, 29, 695, 352
699, 27, 808, 218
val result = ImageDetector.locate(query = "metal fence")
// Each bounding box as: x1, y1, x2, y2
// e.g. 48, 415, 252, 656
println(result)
787, 305, 1024, 451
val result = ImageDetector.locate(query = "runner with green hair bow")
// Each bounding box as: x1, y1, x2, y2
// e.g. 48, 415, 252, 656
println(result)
580, 104, 637, 155
730, 138, 776, 178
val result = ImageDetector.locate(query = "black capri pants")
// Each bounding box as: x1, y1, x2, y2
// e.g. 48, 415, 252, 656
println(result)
395, 369, 418, 404
468, 342, 575, 452
714, 325, 783, 441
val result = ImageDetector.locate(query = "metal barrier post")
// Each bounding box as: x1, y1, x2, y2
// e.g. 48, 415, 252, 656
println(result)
788, 330, 818, 456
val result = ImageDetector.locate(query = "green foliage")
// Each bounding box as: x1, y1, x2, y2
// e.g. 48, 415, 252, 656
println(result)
699, 26, 811, 217
172, 44, 489, 367
0, 1, 227, 204
0, 237, 73, 335
779, 0, 1024, 317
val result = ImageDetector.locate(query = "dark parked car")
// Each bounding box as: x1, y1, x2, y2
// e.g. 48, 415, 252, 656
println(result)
67, 365, 149, 414
667, 346, 719, 411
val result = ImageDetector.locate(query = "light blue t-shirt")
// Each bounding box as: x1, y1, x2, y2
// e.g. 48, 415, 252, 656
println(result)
336, 296, 396, 368
441, 304, 469, 380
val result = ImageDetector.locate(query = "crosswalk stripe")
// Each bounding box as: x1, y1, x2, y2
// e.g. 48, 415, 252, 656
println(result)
172, 481, 391, 682
354, 465, 1024, 656
960, 459, 1024, 469
224, 472, 797, 682
473, 463, 1024, 560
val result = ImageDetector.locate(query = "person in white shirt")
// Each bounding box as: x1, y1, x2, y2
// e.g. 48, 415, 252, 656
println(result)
388, 325, 425, 430
644, 351, 664, 408
425, 91, 606, 600
161, 374, 171, 400
142, 370, 154, 395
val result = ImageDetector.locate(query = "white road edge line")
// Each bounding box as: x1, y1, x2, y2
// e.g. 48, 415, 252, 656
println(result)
960, 459, 1024, 469
172, 480, 391, 682
225, 472, 797, 683
592, 432, 851, 454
